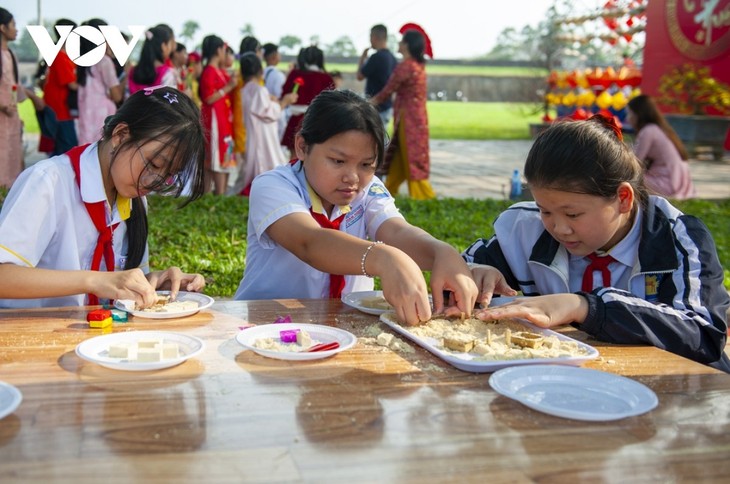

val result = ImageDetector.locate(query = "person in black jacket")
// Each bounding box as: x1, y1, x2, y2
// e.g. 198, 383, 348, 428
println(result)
464, 115, 730, 372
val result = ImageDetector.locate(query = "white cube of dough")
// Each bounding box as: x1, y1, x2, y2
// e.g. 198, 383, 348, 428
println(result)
157, 342, 180, 359
108, 342, 135, 359
137, 338, 162, 349
137, 347, 162, 362
296, 330, 312, 347
377, 332, 394, 347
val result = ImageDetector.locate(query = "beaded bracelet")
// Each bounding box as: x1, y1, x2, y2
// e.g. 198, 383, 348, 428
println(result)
361, 241, 384, 278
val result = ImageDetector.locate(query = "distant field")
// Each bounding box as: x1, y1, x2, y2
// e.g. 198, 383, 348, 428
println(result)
327, 63, 547, 77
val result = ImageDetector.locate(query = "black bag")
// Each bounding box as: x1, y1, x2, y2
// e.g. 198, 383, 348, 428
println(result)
67, 89, 78, 118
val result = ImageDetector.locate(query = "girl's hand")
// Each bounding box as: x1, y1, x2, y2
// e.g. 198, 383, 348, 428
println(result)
377, 248, 432, 326
147, 267, 206, 301
282, 92, 298, 106
474, 294, 589, 329
429, 248, 479, 317
91, 268, 158, 308
470, 264, 518, 307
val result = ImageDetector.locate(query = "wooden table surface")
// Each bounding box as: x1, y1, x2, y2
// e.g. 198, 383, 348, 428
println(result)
1, 299, 730, 482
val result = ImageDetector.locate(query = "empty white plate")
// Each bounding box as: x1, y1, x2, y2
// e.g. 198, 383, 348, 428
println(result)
0, 381, 22, 420
489, 364, 658, 421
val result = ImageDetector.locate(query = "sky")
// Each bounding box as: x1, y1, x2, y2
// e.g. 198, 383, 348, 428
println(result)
4, 0, 604, 60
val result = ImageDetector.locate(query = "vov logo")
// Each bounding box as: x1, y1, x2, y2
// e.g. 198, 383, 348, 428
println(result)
27, 25, 145, 67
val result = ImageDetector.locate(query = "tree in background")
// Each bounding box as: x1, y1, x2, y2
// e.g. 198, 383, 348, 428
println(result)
325, 36, 357, 57
278, 35, 302, 54
240, 23, 255, 37
180, 20, 200, 50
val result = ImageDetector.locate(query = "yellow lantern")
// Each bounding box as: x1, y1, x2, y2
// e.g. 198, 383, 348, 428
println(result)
562, 91, 577, 106
595, 90, 613, 110
611, 91, 628, 110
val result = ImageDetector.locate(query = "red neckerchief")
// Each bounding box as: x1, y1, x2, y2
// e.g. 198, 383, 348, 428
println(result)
581, 253, 616, 292
67, 144, 119, 305
309, 209, 346, 298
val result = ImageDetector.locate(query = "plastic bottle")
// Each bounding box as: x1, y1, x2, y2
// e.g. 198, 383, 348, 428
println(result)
510, 169, 522, 200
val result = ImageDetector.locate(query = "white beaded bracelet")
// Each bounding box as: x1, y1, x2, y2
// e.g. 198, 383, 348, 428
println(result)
361, 241, 384, 278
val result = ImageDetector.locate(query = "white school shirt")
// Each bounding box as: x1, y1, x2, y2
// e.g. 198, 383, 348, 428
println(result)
567, 207, 642, 292
0, 143, 149, 308
235, 161, 404, 300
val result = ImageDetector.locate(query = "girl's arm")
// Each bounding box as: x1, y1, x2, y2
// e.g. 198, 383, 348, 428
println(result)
0, 263, 159, 307
374, 218, 479, 316
146, 267, 205, 301
266, 212, 432, 325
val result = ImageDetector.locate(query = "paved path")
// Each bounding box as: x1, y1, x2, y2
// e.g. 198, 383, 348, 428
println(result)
421, 139, 730, 200
23, 134, 730, 200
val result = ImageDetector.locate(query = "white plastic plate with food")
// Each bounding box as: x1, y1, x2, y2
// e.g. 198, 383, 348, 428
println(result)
342, 290, 393, 315
75, 330, 205, 371
236, 323, 357, 361
0, 381, 22, 420
489, 364, 658, 421
115, 291, 214, 319
379, 312, 599, 373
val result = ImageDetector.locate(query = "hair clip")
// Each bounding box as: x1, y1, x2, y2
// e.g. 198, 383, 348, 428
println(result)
143, 85, 165, 96
163, 92, 179, 104
145, 30, 153, 40
588, 113, 623, 142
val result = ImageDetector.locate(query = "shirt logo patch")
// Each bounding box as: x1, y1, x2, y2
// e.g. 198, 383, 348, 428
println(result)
644, 274, 659, 301
368, 184, 389, 198
345, 205, 364, 228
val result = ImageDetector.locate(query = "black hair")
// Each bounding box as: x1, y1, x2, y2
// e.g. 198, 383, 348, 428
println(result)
76, 18, 108, 87
101, 86, 205, 268
297, 45, 326, 71
628, 94, 689, 160
401, 30, 426, 64
239, 35, 260, 55
0, 8, 18, 85
297, 89, 386, 168
54, 18, 77, 41
524, 117, 647, 208
371, 24, 388, 39
262, 42, 278, 59
132, 24, 174, 85
239, 52, 262, 81
201, 34, 224, 64
175, 42, 187, 53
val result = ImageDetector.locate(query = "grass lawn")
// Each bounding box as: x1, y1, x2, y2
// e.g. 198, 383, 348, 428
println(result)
18, 99, 545, 140
327, 63, 547, 77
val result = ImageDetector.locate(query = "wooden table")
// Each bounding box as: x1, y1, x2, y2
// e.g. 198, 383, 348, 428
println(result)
1, 299, 730, 482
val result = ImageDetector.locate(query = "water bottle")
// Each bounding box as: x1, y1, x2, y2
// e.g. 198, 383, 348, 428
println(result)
510, 169, 522, 200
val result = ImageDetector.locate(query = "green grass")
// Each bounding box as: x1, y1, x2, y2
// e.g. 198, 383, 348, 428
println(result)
3, 188, 728, 297
327, 62, 547, 77
428, 102, 543, 140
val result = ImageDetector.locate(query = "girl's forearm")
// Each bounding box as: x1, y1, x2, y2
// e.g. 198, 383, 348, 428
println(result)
0, 264, 94, 299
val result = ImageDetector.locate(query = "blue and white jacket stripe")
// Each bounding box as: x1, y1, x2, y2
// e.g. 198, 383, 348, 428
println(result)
463, 196, 730, 372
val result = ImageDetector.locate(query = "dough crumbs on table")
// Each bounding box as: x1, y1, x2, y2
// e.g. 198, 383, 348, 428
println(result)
404, 316, 589, 361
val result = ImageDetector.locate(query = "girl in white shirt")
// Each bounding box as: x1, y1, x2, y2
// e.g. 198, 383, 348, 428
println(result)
236, 89, 478, 325
0, 86, 206, 309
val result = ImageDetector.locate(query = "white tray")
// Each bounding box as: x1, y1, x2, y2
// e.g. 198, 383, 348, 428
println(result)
115, 291, 214, 319
379, 312, 599, 373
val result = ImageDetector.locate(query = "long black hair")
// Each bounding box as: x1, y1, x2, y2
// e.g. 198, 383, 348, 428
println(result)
132, 24, 174, 85
101, 86, 205, 268
0, 8, 18, 85
401, 30, 426, 64
298, 89, 386, 168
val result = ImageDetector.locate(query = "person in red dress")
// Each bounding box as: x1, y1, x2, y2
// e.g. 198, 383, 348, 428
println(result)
199, 35, 238, 195
280, 46, 335, 154
371, 27, 435, 200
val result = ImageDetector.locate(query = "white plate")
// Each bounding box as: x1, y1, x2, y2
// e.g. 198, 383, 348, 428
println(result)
75, 331, 205, 371
0, 382, 22, 420
342, 291, 393, 316
379, 312, 599, 373
489, 364, 658, 421
115, 291, 214, 319
235, 323, 356, 361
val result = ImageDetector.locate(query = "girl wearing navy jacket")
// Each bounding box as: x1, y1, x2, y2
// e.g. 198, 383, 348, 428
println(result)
464, 116, 730, 372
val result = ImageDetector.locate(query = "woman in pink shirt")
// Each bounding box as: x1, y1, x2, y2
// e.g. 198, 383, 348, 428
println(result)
627, 95, 695, 200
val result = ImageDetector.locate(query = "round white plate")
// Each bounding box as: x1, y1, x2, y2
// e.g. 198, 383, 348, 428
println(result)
236, 323, 356, 361
342, 291, 393, 316
0, 382, 22, 420
489, 364, 658, 421
75, 330, 205, 371
115, 291, 214, 319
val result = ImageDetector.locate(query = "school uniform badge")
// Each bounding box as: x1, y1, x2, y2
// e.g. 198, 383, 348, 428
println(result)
368, 184, 389, 198
644, 274, 659, 302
